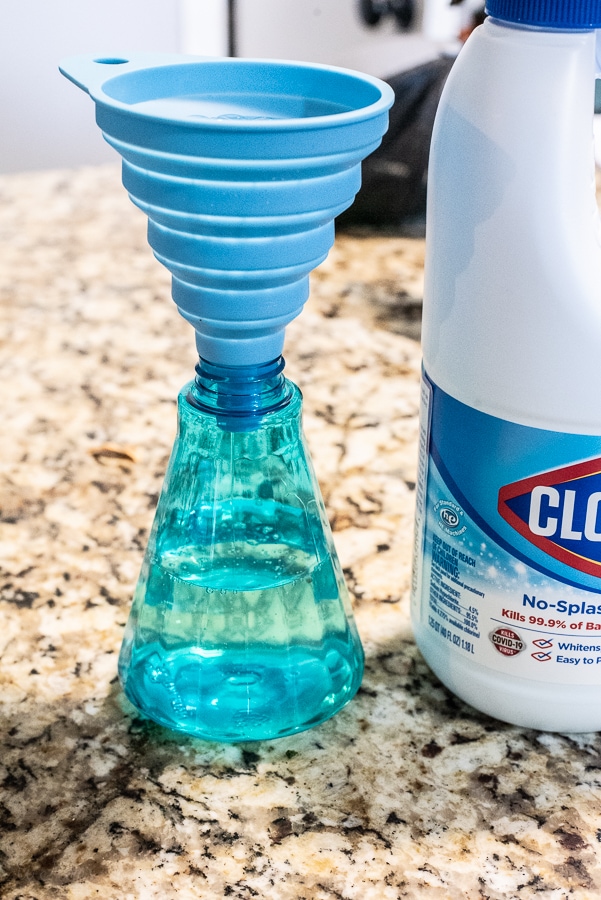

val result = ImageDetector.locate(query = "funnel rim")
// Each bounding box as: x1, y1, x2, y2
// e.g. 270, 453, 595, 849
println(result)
84, 56, 394, 132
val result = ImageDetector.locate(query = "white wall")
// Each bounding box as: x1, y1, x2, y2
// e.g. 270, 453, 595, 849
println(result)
180, 0, 229, 56
235, 0, 459, 78
0, 0, 227, 174
0, 0, 466, 173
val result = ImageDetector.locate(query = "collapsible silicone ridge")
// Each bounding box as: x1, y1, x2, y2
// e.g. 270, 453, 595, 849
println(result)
59, 55, 393, 365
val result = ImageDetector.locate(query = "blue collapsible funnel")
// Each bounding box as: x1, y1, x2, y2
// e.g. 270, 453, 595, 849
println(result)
59, 55, 393, 365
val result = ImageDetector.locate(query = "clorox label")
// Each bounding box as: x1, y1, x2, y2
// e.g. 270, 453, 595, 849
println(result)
498, 459, 601, 576
411, 373, 601, 685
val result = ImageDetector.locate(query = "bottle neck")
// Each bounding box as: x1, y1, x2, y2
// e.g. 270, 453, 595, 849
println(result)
487, 16, 592, 32
186, 356, 293, 430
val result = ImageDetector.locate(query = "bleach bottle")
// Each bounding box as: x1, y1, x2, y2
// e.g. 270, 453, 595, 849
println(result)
411, 0, 601, 731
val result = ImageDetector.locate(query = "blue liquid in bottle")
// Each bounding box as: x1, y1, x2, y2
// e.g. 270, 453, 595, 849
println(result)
118, 358, 364, 742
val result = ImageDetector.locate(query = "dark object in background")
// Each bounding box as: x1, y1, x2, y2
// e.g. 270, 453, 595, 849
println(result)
337, 55, 454, 229
360, 0, 415, 31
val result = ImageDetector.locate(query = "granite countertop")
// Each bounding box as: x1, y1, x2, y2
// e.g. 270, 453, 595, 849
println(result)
1, 165, 601, 900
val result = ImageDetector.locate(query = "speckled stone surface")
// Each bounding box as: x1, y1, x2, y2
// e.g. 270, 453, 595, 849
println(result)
1, 165, 601, 899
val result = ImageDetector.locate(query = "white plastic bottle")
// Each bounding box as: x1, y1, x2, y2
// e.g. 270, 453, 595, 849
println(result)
411, 0, 601, 731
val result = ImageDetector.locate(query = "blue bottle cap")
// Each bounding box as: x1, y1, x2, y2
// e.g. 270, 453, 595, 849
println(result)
485, 0, 601, 28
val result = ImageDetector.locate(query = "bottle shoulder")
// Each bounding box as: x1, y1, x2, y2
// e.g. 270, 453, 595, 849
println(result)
423, 21, 601, 430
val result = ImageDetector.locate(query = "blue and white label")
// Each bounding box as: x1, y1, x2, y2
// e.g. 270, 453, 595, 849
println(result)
411, 372, 601, 684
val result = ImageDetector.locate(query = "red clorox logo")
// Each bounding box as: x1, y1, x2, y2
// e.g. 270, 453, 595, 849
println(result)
498, 457, 601, 577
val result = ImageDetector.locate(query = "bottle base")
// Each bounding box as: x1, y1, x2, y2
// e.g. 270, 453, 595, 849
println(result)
414, 622, 601, 732
120, 640, 363, 743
